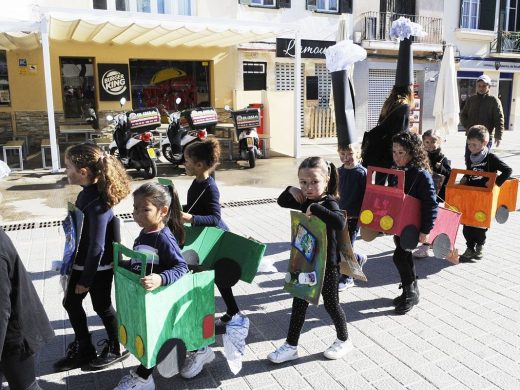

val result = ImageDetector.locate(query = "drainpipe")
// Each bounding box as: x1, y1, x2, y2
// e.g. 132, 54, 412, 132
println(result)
41, 16, 60, 172
294, 31, 301, 158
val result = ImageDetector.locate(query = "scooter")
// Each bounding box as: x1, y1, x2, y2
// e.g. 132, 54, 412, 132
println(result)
106, 98, 160, 179
161, 98, 218, 168
229, 106, 262, 168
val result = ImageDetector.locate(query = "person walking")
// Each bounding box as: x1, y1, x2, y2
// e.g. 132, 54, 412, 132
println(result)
460, 74, 504, 150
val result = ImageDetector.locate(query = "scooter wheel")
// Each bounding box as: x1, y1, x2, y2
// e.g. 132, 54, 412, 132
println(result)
142, 159, 157, 179
248, 149, 256, 168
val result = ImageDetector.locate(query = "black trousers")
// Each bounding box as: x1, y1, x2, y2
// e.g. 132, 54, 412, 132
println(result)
63, 269, 118, 342
217, 285, 239, 316
286, 264, 348, 346
393, 236, 416, 286
463, 225, 488, 247
0, 352, 40, 390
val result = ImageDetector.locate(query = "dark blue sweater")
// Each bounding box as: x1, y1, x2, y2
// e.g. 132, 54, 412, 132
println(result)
388, 166, 438, 235
74, 184, 115, 288
338, 164, 367, 218
184, 176, 229, 231
464, 152, 512, 187
132, 227, 188, 286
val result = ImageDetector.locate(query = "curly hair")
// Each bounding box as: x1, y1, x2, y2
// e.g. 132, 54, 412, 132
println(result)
133, 183, 185, 246
298, 156, 339, 198
184, 137, 221, 172
379, 85, 414, 121
65, 143, 131, 208
392, 132, 431, 172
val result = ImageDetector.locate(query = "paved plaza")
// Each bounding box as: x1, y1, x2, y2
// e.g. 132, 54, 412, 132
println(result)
1, 132, 520, 389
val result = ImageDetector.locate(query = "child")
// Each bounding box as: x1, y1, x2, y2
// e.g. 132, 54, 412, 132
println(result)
54, 143, 131, 372
1, 228, 54, 390
114, 183, 188, 390
390, 132, 438, 314
413, 129, 451, 258
337, 143, 368, 291
459, 125, 512, 262
268, 157, 352, 363
179, 138, 227, 379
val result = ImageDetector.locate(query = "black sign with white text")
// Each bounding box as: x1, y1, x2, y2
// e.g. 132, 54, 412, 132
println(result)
276, 38, 335, 59
98, 63, 130, 101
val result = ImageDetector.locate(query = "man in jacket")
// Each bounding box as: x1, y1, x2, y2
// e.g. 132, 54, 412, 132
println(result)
460, 74, 504, 148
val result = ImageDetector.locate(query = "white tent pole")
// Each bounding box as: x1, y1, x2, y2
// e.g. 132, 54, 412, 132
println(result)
41, 16, 60, 172
294, 31, 301, 158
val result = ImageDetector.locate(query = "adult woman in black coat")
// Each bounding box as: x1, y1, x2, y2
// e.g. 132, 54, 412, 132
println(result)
0, 229, 54, 390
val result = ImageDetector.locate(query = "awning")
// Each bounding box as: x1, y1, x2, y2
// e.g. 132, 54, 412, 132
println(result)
0, 18, 41, 51
48, 10, 295, 48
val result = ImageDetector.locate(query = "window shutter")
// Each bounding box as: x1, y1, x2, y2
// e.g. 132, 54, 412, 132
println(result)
306, 0, 317, 11
340, 0, 353, 14
479, 0, 496, 31
277, 0, 291, 8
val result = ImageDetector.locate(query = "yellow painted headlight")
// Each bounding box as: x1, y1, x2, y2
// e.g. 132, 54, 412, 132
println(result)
475, 211, 487, 222
135, 336, 145, 358
360, 209, 374, 225
380, 215, 394, 231
119, 325, 127, 346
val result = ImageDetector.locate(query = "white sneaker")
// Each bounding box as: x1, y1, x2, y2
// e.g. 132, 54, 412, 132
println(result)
113, 369, 155, 390
323, 338, 353, 360
413, 244, 433, 258
267, 343, 298, 364
338, 277, 355, 291
180, 347, 215, 379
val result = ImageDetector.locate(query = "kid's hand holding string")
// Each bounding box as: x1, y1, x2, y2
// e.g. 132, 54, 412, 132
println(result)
140, 273, 162, 291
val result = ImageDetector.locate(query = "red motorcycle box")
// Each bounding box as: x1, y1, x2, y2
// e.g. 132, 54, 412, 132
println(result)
181, 107, 218, 129
126, 108, 161, 132
232, 108, 260, 130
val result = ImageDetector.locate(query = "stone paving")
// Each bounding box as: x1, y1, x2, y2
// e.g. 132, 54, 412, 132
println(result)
1, 132, 520, 389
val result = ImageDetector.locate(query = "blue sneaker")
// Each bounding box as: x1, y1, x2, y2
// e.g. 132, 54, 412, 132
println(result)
338, 276, 354, 291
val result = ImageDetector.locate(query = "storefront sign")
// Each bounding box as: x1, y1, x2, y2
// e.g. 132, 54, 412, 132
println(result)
460, 57, 520, 72
98, 63, 130, 101
276, 38, 335, 59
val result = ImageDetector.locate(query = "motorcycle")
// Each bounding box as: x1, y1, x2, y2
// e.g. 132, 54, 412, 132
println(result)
229, 106, 262, 168
161, 98, 218, 168
106, 98, 161, 179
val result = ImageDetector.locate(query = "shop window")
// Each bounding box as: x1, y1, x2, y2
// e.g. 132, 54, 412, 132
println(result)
0, 51, 10, 106
460, 0, 495, 30
129, 60, 210, 111
60, 57, 96, 120
243, 62, 267, 91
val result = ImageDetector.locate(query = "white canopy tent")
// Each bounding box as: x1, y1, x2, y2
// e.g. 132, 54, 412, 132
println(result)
1, 9, 302, 171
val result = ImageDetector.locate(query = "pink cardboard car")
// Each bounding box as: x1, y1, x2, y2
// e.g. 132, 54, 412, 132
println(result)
359, 167, 461, 261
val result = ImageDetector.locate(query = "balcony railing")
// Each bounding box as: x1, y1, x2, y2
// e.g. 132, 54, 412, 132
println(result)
361, 12, 443, 45
490, 31, 520, 54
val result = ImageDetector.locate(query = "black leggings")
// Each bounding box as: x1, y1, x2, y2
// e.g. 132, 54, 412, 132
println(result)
462, 225, 487, 247
217, 285, 239, 316
63, 269, 118, 342
286, 264, 348, 346
0, 352, 39, 390
392, 236, 416, 286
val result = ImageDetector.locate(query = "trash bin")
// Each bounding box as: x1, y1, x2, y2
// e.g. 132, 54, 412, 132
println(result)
248, 103, 264, 149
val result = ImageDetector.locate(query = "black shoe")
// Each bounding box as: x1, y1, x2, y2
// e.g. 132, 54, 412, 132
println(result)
395, 282, 419, 315
393, 280, 419, 306
54, 340, 97, 372
474, 245, 484, 260
89, 339, 130, 370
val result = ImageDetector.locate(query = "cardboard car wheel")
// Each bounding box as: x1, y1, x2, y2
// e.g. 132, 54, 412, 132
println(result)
400, 225, 419, 251
214, 257, 241, 288
495, 205, 509, 224
432, 233, 451, 260
156, 338, 187, 378
360, 226, 379, 242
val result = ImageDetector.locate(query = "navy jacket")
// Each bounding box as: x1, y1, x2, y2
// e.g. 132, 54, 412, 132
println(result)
428, 148, 451, 200
0, 229, 54, 359
388, 166, 438, 235
74, 184, 116, 288
184, 176, 229, 231
277, 188, 346, 266
338, 164, 367, 218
